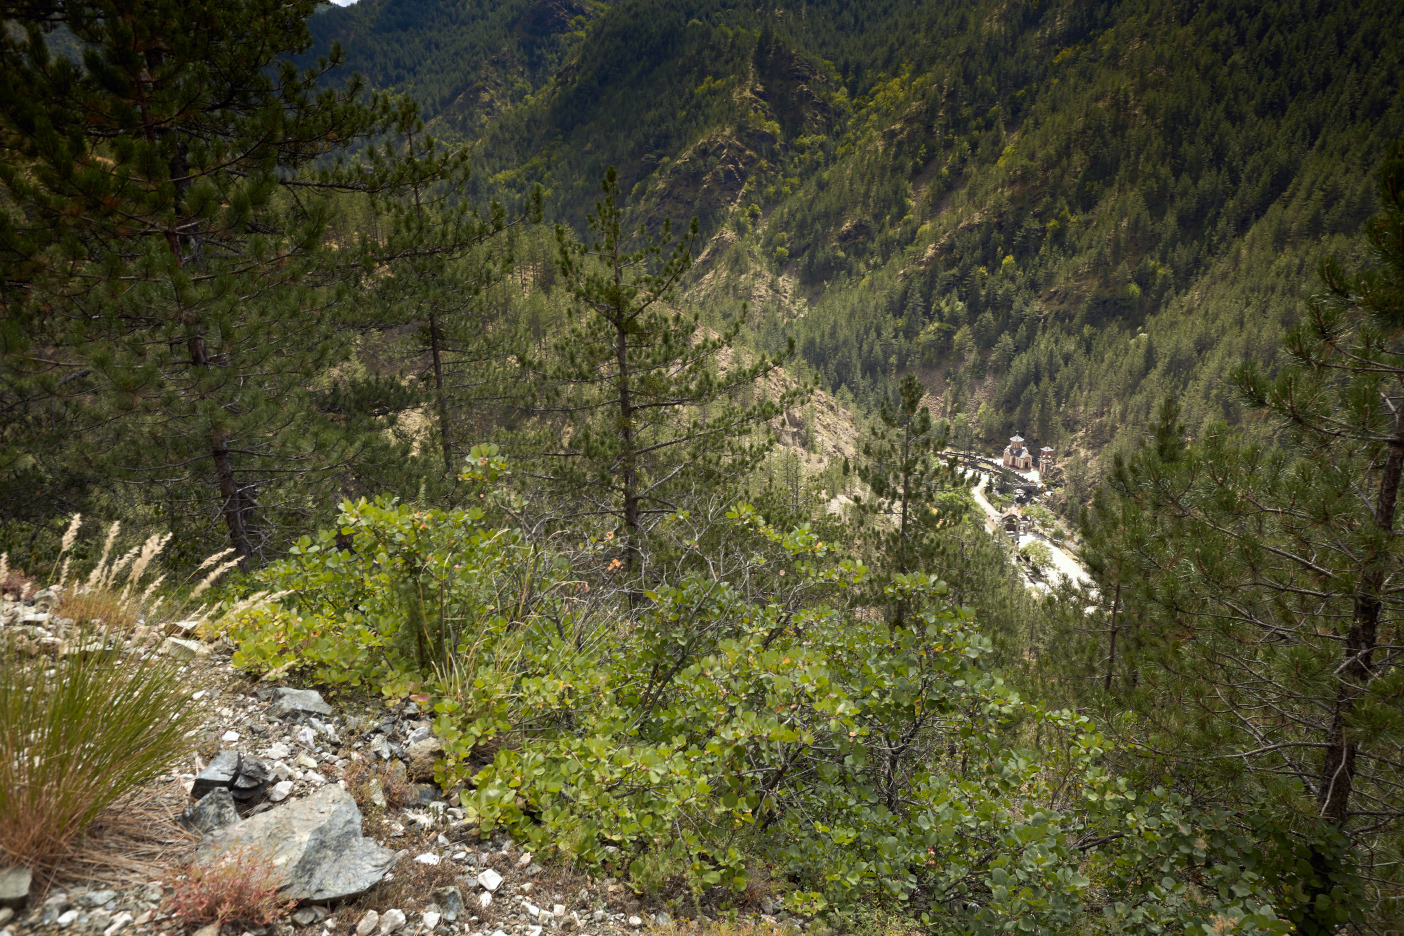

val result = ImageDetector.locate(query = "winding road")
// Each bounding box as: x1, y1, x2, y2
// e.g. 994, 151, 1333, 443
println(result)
967, 472, 1091, 591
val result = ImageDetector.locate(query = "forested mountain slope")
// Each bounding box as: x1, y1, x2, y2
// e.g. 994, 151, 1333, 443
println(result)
307, 0, 1404, 483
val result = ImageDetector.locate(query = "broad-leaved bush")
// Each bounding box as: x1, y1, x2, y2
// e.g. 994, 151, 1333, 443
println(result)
231, 454, 1293, 934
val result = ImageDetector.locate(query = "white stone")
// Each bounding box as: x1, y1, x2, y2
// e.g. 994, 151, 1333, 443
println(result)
526, 928, 543, 936
517, 852, 532, 867
477, 869, 503, 892
296, 725, 318, 750
452, 852, 467, 861
553, 905, 565, 917
57, 910, 79, 927
268, 780, 294, 802
413, 853, 440, 866
525, 903, 540, 919
355, 912, 379, 936
437, 833, 451, 846
627, 916, 643, 928
160, 637, 209, 660
477, 891, 493, 910
378, 909, 406, 935
267, 742, 291, 760
103, 912, 133, 936
221, 730, 239, 742
421, 911, 441, 932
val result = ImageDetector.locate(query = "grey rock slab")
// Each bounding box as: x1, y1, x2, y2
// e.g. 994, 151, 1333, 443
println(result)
271, 688, 332, 718
179, 788, 240, 835
0, 866, 30, 909
197, 784, 394, 903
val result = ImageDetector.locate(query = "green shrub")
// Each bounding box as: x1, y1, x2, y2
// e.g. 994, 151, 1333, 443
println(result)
231, 470, 1295, 933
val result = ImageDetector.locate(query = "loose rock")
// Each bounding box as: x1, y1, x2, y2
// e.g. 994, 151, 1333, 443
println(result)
179, 788, 240, 835
191, 750, 270, 802
197, 784, 394, 902
405, 739, 442, 781
0, 867, 30, 909
477, 869, 503, 892
355, 911, 379, 936
271, 687, 332, 718
431, 887, 464, 922
378, 909, 406, 935
269, 780, 295, 803
159, 637, 209, 661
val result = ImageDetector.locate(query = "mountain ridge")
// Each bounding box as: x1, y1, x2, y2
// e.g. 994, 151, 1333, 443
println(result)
308, 0, 1404, 484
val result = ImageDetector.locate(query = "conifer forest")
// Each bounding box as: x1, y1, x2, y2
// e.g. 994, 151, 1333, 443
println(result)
2, 0, 1404, 934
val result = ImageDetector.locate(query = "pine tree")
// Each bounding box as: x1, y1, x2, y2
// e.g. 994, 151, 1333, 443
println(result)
0, 0, 489, 566
1089, 142, 1404, 930
854, 372, 963, 622
527, 168, 800, 577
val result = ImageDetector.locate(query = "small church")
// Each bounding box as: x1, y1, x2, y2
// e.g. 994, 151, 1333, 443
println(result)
1002, 434, 1034, 470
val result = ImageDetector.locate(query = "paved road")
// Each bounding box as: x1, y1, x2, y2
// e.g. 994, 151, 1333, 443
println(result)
968, 472, 1091, 591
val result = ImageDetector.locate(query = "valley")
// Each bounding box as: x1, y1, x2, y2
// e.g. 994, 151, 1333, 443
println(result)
2, 0, 1403, 933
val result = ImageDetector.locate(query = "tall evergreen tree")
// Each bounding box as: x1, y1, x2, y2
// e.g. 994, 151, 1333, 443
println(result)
0, 0, 497, 565
528, 168, 800, 577
854, 372, 963, 622
1085, 143, 1404, 932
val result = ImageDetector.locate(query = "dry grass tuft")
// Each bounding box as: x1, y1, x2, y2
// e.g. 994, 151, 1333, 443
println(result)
59, 782, 197, 888
0, 627, 206, 878
0, 555, 37, 599
163, 844, 296, 928
58, 586, 144, 631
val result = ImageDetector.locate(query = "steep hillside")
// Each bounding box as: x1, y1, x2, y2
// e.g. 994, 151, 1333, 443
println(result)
313, 0, 1404, 483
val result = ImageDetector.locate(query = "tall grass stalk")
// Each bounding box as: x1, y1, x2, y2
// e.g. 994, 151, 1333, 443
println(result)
0, 626, 205, 876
